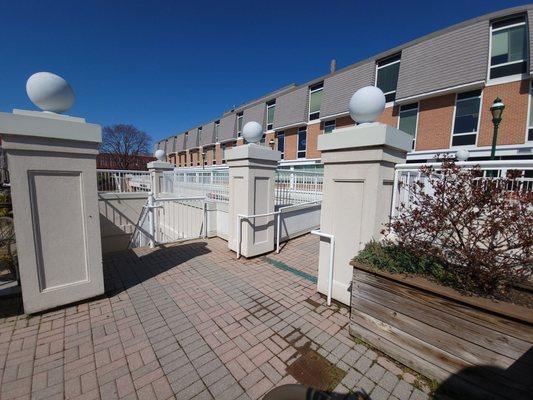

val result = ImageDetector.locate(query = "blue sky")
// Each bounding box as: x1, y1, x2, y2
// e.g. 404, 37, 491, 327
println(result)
1, 0, 530, 144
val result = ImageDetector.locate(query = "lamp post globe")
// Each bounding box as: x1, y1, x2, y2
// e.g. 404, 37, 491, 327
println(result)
455, 148, 469, 161
349, 86, 386, 124
242, 121, 263, 144
154, 149, 165, 161
26, 72, 75, 114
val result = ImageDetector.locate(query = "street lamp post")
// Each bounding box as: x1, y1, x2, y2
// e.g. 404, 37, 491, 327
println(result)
489, 97, 505, 161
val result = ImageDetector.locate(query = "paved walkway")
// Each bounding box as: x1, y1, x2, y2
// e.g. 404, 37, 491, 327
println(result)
0, 235, 430, 400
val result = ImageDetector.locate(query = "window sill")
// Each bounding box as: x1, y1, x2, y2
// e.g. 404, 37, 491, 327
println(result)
486, 73, 528, 87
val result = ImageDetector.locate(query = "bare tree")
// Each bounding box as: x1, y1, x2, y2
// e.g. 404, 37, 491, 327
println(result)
101, 124, 152, 170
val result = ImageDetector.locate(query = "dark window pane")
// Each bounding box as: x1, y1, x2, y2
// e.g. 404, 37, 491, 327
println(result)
452, 134, 476, 146
457, 90, 482, 100
490, 61, 527, 79
377, 62, 400, 94
528, 128, 533, 141
384, 92, 396, 102
377, 53, 401, 67
492, 15, 525, 30
309, 111, 320, 120
453, 116, 479, 133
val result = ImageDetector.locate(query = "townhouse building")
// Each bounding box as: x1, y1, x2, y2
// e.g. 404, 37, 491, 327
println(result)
156, 5, 533, 170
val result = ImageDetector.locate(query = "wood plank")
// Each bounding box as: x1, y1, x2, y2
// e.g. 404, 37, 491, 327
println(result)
350, 309, 529, 399
353, 276, 532, 361
354, 270, 533, 343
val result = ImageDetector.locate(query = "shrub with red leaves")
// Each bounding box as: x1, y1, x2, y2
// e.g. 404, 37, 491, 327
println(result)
386, 157, 533, 297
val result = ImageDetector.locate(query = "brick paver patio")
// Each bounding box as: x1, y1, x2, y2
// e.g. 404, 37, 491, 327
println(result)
0, 234, 430, 400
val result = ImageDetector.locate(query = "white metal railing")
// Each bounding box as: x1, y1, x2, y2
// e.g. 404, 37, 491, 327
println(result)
275, 170, 323, 205
97, 169, 151, 193
391, 160, 533, 217
162, 168, 229, 203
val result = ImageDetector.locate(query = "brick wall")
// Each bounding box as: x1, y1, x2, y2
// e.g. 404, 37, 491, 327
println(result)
307, 122, 321, 159
416, 94, 456, 150
376, 105, 399, 127
283, 127, 299, 160
477, 80, 529, 147
335, 115, 355, 129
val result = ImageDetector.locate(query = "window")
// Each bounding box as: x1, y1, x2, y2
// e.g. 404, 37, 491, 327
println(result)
212, 147, 216, 164
277, 131, 285, 160
214, 120, 220, 142
260, 134, 266, 146
309, 83, 323, 120
221, 144, 227, 164
527, 81, 533, 141
398, 103, 418, 149
266, 100, 276, 130
490, 15, 527, 79
197, 127, 202, 147
452, 90, 482, 147
324, 120, 336, 134
376, 54, 401, 102
237, 112, 243, 137
297, 127, 307, 158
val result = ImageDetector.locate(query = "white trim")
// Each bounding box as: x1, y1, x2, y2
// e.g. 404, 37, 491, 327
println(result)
279, 158, 322, 167
320, 111, 350, 121
526, 79, 533, 143
273, 121, 307, 131
405, 142, 533, 160
307, 119, 321, 126
486, 73, 529, 86
395, 80, 485, 104
491, 20, 526, 33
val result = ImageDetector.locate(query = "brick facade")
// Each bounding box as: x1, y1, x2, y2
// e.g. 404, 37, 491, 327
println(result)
478, 80, 529, 147
283, 127, 299, 160
306, 122, 321, 159
415, 94, 456, 151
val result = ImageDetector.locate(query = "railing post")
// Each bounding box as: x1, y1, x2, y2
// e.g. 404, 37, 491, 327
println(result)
147, 192, 155, 248
147, 160, 174, 196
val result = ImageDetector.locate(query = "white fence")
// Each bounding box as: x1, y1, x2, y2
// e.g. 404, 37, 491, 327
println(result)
162, 168, 229, 203
391, 160, 533, 218
97, 169, 151, 193
275, 169, 323, 205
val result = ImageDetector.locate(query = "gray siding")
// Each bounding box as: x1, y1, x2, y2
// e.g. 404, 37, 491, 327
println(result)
321, 61, 375, 117
176, 134, 186, 152
200, 122, 215, 146
243, 103, 266, 128
156, 141, 165, 151
396, 20, 489, 100
187, 129, 199, 149
218, 114, 236, 142
166, 137, 176, 154
273, 86, 308, 129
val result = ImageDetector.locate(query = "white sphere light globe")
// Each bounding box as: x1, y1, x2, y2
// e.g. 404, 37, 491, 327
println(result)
26, 72, 75, 113
455, 148, 469, 161
154, 149, 165, 161
349, 86, 386, 124
242, 121, 263, 144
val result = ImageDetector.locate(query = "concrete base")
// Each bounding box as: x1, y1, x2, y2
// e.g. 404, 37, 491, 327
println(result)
316, 123, 411, 305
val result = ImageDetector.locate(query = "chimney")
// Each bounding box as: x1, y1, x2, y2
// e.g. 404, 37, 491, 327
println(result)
330, 59, 337, 74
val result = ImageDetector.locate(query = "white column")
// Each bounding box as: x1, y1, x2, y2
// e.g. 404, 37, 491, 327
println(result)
226, 143, 281, 258
316, 123, 412, 305
147, 160, 174, 196
0, 109, 104, 313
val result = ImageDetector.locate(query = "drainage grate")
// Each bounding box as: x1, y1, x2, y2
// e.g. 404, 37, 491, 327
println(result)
286, 349, 346, 391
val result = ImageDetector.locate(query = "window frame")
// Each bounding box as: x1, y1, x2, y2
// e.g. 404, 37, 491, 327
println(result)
397, 102, 419, 149
197, 127, 202, 147
488, 15, 528, 81
277, 131, 285, 160
375, 53, 401, 103
221, 143, 227, 164
266, 100, 276, 130
297, 126, 307, 159
308, 82, 324, 121
450, 90, 483, 148
324, 119, 336, 134
236, 112, 243, 137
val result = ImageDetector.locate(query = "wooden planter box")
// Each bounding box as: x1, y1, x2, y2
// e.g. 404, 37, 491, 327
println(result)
350, 262, 533, 399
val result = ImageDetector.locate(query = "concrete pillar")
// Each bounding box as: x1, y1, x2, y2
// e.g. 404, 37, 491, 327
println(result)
227, 143, 281, 257
0, 109, 104, 313
316, 123, 411, 305
147, 160, 174, 196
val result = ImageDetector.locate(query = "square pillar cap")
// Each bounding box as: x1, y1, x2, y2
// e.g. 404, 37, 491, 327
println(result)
318, 123, 412, 153
0, 109, 101, 143
147, 161, 174, 171
226, 143, 281, 162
